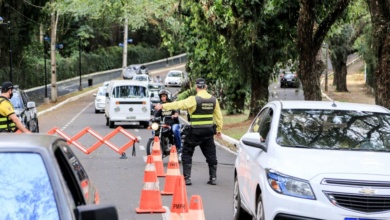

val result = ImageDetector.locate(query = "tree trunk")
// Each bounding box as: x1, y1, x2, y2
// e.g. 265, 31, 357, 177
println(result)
336, 62, 348, 92
230, 84, 246, 114
297, 0, 350, 100
50, 5, 58, 103
330, 55, 348, 92
297, 0, 322, 100
249, 70, 269, 117
367, 0, 390, 108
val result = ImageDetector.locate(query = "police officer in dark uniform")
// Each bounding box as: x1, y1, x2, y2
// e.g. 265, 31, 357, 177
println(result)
154, 78, 223, 185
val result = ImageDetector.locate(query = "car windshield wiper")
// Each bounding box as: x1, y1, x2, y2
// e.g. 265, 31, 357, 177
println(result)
331, 147, 363, 151
279, 144, 313, 149
330, 148, 390, 152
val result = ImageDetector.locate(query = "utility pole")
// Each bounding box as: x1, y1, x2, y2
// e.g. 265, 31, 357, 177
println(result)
8, 21, 12, 82
122, 18, 129, 77
78, 37, 82, 91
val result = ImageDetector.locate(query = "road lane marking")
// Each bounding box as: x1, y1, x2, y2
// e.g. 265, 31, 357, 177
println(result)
62, 102, 94, 130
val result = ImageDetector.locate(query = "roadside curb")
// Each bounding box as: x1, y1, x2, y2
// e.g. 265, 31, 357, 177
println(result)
178, 115, 238, 153
37, 88, 98, 117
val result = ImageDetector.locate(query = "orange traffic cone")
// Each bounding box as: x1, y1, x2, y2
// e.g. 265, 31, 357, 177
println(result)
135, 155, 166, 213
152, 136, 165, 177
161, 145, 181, 195
188, 195, 206, 220
170, 175, 189, 220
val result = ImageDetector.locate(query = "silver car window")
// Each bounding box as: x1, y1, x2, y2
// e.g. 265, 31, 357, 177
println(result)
0, 153, 59, 220
277, 109, 390, 151
9, 92, 24, 109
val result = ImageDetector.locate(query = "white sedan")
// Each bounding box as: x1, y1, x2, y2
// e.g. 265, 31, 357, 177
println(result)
93, 86, 107, 113
164, 70, 186, 87
234, 100, 390, 220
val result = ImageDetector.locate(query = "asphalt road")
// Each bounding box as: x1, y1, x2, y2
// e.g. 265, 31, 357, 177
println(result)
38, 67, 236, 220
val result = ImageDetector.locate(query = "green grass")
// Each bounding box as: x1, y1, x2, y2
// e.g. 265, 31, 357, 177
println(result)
222, 110, 252, 140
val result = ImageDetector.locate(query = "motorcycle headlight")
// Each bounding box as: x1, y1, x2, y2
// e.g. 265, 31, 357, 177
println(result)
266, 169, 315, 200
151, 122, 159, 131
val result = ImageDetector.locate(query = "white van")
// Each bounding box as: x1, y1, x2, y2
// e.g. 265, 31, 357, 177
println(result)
104, 80, 150, 128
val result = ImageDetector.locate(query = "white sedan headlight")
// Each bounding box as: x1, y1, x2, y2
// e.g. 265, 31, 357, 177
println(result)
266, 169, 315, 200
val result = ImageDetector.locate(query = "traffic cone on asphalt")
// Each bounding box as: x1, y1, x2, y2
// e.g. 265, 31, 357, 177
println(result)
170, 175, 189, 220
152, 136, 165, 177
161, 145, 180, 195
188, 195, 206, 220
135, 155, 166, 213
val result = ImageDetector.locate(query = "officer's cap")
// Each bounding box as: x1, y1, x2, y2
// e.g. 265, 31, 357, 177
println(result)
195, 78, 206, 88
1, 81, 13, 92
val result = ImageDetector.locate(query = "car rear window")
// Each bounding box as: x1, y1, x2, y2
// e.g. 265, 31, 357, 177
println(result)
97, 87, 107, 96
0, 153, 59, 219
149, 84, 163, 90
168, 72, 181, 77
277, 109, 390, 151
284, 73, 295, 79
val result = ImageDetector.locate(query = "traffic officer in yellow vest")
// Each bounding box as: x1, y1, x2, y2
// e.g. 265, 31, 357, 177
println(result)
0, 81, 31, 133
154, 78, 223, 185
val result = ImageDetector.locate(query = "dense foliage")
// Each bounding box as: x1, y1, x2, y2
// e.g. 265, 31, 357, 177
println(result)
0, 0, 171, 89
1, 0, 389, 110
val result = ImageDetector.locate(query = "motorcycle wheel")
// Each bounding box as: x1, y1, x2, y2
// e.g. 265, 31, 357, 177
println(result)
161, 136, 171, 156
146, 138, 154, 156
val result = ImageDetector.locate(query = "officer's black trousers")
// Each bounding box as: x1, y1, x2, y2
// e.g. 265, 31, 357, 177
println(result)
181, 131, 218, 166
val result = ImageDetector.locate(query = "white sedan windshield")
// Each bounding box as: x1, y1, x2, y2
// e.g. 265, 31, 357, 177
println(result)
277, 109, 390, 151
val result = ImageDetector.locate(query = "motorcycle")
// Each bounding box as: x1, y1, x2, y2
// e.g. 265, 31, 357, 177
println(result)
146, 116, 175, 158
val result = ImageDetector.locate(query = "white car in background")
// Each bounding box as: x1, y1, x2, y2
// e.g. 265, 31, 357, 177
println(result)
234, 100, 390, 220
104, 80, 150, 128
164, 70, 186, 87
132, 74, 152, 83
93, 86, 107, 113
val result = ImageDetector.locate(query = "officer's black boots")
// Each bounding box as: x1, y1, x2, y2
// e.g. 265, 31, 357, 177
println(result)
207, 165, 217, 185
183, 164, 192, 185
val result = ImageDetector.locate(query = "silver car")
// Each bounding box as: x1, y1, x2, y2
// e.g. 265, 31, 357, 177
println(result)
0, 86, 39, 133
123, 64, 149, 80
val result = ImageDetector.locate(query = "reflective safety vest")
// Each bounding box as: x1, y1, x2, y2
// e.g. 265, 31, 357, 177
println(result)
190, 96, 216, 128
0, 97, 16, 132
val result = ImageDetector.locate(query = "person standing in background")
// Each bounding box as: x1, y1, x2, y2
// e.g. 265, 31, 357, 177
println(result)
0, 81, 31, 133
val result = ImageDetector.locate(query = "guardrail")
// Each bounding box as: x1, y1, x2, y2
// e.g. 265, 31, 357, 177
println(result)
25, 54, 187, 106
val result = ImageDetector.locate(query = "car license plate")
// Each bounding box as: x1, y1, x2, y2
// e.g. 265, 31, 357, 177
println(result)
287, 79, 292, 81
345, 218, 380, 220
126, 116, 136, 119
